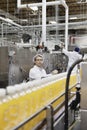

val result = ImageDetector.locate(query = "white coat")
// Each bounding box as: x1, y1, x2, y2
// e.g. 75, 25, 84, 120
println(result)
29, 65, 51, 80
62, 48, 82, 71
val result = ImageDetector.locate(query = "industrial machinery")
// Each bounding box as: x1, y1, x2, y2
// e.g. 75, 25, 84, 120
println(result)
0, 47, 9, 88
0, 44, 68, 87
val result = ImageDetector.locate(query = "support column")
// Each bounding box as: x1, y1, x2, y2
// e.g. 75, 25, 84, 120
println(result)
55, 0, 59, 44
42, 0, 46, 46
65, 7, 68, 50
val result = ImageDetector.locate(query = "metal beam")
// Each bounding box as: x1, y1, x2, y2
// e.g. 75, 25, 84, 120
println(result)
17, 1, 61, 8
0, 16, 22, 28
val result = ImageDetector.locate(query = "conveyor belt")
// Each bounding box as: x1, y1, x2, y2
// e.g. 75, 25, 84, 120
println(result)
0, 72, 77, 130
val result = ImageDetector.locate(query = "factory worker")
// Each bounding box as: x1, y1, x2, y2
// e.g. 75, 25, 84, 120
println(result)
61, 46, 82, 72
29, 54, 58, 80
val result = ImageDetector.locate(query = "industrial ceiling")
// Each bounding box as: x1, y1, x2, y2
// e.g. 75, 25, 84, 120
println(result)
0, 0, 87, 24
0, 0, 87, 45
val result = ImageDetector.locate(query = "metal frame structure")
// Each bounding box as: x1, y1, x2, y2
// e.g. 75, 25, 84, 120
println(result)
17, 0, 68, 50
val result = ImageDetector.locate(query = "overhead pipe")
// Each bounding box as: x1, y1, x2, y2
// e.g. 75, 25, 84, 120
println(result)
23, 20, 87, 30
65, 7, 68, 50
42, 0, 46, 45
17, 0, 21, 8
60, 0, 68, 50
1, 23, 4, 45
0, 16, 22, 28
17, 1, 61, 8
55, 0, 59, 43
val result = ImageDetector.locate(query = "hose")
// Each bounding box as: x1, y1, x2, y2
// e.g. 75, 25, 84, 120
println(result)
64, 58, 83, 130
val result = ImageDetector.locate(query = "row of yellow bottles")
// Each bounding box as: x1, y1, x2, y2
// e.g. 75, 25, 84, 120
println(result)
0, 73, 77, 130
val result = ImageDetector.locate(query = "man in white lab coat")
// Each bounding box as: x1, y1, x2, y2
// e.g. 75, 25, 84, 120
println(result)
29, 54, 58, 80
62, 47, 82, 72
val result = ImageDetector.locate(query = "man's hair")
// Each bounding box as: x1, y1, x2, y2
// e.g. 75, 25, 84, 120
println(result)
33, 54, 43, 62
74, 47, 80, 52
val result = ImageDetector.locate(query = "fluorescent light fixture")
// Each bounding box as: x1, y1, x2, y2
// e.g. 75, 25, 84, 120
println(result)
30, 6, 38, 11
49, 21, 57, 24
77, 0, 87, 3
69, 17, 77, 20
21, 19, 28, 22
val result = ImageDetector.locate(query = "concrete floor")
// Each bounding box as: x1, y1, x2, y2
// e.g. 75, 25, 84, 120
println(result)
69, 119, 81, 130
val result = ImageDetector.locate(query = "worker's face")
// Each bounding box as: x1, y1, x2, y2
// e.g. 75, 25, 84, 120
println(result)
34, 56, 43, 67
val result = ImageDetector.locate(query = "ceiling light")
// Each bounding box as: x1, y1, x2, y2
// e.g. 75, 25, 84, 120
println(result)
49, 21, 57, 24
77, 0, 87, 3
21, 19, 28, 22
30, 6, 38, 11
69, 17, 77, 20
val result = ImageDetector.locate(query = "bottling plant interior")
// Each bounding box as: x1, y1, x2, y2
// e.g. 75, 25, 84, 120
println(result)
0, 0, 87, 130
